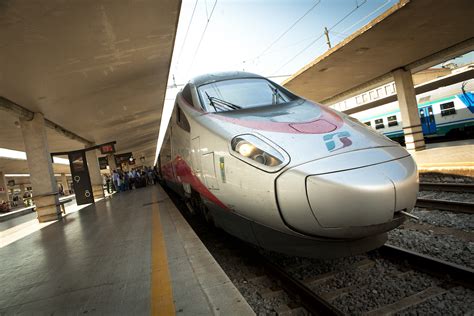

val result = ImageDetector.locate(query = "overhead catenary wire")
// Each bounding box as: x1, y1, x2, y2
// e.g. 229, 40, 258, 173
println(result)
186, 0, 218, 77
173, 0, 200, 79
272, 0, 368, 75
248, 0, 322, 63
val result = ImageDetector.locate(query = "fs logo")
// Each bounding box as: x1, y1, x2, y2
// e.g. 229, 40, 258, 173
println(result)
323, 131, 352, 152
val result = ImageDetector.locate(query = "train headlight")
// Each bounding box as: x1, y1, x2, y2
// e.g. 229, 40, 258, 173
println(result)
231, 135, 285, 167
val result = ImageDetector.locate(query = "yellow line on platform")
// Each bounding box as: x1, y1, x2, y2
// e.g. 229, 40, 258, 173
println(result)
151, 191, 175, 316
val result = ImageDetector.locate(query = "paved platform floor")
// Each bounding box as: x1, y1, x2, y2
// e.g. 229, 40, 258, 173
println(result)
411, 139, 474, 176
0, 185, 254, 315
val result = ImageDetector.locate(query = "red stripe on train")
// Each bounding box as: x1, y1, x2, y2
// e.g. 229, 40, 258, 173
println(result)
161, 156, 228, 210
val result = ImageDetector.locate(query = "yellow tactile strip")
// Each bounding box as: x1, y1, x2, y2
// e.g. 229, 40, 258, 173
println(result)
151, 191, 175, 316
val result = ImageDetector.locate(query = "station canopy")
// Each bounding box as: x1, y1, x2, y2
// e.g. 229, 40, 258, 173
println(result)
283, 0, 474, 105
0, 0, 181, 174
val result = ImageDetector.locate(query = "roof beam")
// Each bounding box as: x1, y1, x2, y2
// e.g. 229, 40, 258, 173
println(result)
0, 96, 93, 146
322, 38, 474, 106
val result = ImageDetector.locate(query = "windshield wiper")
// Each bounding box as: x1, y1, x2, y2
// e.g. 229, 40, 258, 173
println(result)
268, 84, 286, 105
205, 92, 219, 112
205, 93, 241, 111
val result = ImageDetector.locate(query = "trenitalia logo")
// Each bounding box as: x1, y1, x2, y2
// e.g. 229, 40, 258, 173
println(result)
323, 131, 352, 152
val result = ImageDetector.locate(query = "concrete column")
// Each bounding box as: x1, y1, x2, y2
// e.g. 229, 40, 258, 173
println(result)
85, 148, 105, 199
107, 154, 117, 171
0, 171, 8, 202
392, 68, 425, 152
20, 113, 60, 222
61, 173, 70, 195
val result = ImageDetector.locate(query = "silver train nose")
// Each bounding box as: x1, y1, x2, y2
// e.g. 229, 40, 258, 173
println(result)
276, 146, 418, 239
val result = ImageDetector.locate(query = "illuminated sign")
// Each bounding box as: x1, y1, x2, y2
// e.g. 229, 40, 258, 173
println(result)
100, 143, 115, 154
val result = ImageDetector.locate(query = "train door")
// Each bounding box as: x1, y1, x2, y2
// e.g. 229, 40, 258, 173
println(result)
419, 105, 437, 135
191, 137, 202, 178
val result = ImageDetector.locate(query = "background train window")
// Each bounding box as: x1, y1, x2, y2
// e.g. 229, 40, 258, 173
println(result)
356, 96, 362, 104
375, 118, 384, 129
181, 84, 194, 106
365, 121, 371, 127
369, 90, 378, 100
176, 107, 190, 132
440, 102, 456, 116
387, 115, 398, 127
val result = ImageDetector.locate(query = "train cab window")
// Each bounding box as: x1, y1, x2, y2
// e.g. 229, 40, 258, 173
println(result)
375, 118, 384, 129
364, 121, 371, 127
176, 107, 190, 132
387, 115, 398, 127
197, 78, 295, 112
440, 102, 456, 116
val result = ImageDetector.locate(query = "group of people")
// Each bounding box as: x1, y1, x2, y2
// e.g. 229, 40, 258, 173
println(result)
104, 166, 159, 193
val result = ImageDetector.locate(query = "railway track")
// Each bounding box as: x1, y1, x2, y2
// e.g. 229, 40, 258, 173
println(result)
419, 182, 474, 193
257, 244, 474, 315
415, 198, 474, 214
165, 186, 473, 315
416, 182, 474, 214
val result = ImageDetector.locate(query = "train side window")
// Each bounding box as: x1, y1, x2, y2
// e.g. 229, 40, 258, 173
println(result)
176, 107, 191, 132
181, 84, 194, 106
440, 102, 456, 116
375, 118, 384, 129
387, 115, 398, 127
356, 96, 363, 104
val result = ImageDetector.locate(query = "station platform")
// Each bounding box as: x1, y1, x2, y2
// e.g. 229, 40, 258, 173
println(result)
0, 185, 254, 315
412, 139, 474, 177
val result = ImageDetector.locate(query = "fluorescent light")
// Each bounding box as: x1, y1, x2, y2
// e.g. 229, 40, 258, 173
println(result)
52, 157, 69, 165
0, 148, 27, 160
0, 147, 69, 165
5, 174, 30, 177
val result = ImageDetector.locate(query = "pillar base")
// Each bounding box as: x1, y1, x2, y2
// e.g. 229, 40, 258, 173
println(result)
92, 185, 105, 199
34, 195, 61, 222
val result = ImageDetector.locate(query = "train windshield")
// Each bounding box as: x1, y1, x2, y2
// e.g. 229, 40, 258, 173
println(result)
198, 78, 295, 112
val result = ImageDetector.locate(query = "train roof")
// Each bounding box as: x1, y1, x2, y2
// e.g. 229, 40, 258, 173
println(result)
189, 71, 263, 87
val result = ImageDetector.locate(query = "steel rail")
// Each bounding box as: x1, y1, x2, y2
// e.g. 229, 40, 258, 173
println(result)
415, 198, 474, 214
253, 249, 343, 316
380, 244, 474, 289
419, 182, 474, 193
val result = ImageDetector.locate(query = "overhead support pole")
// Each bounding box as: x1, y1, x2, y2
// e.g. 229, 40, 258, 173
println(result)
392, 68, 425, 153
0, 96, 93, 146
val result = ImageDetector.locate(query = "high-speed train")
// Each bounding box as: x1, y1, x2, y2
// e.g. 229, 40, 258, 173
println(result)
159, 72, 418, 258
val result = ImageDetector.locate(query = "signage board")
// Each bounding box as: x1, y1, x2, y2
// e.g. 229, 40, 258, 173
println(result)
114, 152, 133, 166
68, 150, 94, 205
100, 143, 115, 155
98, 157, 108, 170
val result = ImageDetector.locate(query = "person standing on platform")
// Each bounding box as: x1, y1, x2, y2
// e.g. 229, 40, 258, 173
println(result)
112, 170, 121, 192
